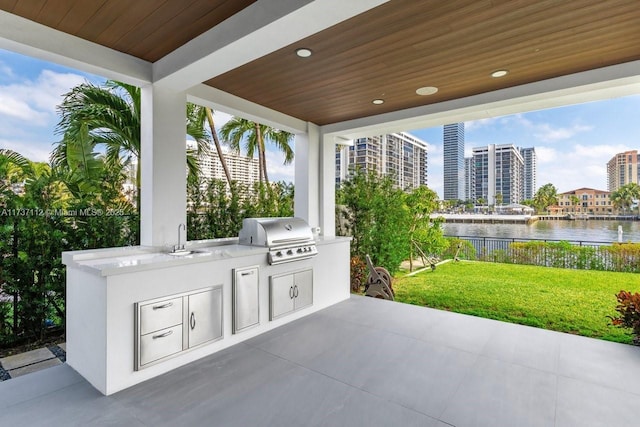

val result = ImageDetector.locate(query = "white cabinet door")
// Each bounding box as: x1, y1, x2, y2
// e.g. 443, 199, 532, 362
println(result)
270, 273, 295, 320
187, 287, 222, 348
233, 267, 260, 333
294, 269, 313, 310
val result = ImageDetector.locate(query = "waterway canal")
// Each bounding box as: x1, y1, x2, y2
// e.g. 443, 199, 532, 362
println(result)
443, 220, 640, 243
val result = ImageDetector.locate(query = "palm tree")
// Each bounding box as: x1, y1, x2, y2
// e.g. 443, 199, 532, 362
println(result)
533, 183, 558, 214
0, 149, 33, 186
189, 105, 232, 187
569, 194, 580, 214
219, 117, 294, 184
611, 183, 640, 215
53, 81, 209, 209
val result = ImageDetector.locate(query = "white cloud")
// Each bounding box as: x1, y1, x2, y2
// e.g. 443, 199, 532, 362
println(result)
0, 94, 48, 123
213, 110, 233, 129
0, 68, 86, 127
534, 143, 629, 192
0, 138, 50, 162
465, 117, 499, 130
500, 113, 593, 143
0, 60, 14, 79
572, 143, 631, 160
533, 123, 593, 142
265, 147, 294, 183
534, 146, 558, 164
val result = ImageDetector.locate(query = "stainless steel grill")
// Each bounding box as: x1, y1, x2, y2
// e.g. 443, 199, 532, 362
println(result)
238, 217, 317, 265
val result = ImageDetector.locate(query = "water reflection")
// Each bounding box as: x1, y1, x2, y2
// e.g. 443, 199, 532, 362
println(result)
443, 220, 640, 243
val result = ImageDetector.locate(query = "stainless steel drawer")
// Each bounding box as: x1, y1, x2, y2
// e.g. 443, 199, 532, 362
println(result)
139, 296, 183, 335
139, 324, 183, 366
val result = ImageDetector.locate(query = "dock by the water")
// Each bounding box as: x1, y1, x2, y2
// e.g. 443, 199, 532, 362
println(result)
438, 214, 640, 224
537, 214, 639, 221
437, 214, 537, 224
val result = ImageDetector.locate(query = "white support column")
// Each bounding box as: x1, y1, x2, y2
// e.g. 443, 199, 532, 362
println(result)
294, 123, 319, 229
140, 85, 187, 247
319, 133, 336, 237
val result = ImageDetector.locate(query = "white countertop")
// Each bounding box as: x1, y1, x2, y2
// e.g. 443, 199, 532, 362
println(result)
62, 236, 350, 277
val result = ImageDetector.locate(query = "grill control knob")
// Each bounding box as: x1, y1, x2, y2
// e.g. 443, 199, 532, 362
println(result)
287, 250, 293, 255
297, 248, 303, 254
276, 251, 283, 257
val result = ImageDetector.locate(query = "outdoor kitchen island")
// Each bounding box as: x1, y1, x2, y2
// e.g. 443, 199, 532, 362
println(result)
62, 235, 350, 395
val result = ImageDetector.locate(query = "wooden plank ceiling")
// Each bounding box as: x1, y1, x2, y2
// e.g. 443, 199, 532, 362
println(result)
0, 0, 257, 62
1, 0, 639, 125
208, 0, 640, 125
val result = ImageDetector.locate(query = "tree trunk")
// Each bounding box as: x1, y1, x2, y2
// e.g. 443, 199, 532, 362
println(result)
205, 108, 233, 188
11, 218, 19, 336
255, 123, 269, 185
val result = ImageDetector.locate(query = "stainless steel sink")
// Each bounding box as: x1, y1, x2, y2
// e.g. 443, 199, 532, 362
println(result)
168, 249, 207, 257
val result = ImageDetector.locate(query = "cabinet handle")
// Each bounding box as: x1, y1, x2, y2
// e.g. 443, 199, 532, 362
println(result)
152, 330, 173, 339
190, 312, 196, 330
152, 302, 173, 310
241, 271, 254, 276
289, 286, 294, 299
293, 285, 299, 298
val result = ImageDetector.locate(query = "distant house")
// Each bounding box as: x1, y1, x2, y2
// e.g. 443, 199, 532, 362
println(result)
556, 188, 613, 214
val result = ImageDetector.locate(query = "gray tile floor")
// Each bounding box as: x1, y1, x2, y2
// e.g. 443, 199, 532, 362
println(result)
1, 295, 639, 426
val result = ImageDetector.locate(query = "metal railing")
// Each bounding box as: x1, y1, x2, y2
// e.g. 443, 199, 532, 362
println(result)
445, 235, 640, 273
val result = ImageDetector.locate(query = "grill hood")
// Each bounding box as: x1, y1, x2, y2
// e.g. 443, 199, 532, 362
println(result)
238, 217, 317, 264
238, 217, 313, 247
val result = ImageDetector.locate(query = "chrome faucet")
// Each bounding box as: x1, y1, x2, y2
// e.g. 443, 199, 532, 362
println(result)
175, 223, 186, 252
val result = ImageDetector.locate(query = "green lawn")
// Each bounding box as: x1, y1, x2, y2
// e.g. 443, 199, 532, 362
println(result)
394, 261, 640, 344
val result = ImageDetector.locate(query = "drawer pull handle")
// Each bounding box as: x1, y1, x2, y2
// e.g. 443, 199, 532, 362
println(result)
241, 271, 254, 276
293, 285, 299, 298
289, 286, 294, 299
152, 302, 173, 310
190, 312, 196, 330
152, 330, 173, 339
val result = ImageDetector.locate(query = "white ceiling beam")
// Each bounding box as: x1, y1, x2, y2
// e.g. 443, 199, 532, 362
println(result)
0, 10, 152, 86
187, 84, 308, 134
321, 61, 640, 140
153, 0, 389, 90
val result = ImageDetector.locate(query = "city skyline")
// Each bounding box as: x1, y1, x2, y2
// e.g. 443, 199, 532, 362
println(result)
3, 48, 640, 196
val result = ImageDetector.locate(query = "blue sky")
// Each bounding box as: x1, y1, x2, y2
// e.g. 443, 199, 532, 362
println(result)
2, 48, 640, 196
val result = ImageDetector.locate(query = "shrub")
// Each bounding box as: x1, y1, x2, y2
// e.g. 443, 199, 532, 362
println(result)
442, 238, 476, 260
350, 256, 367, 293
610, 290, 640, 345
602, 243, 640, 273
336, 168, 411, 275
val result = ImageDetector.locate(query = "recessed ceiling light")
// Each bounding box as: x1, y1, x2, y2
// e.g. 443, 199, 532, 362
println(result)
372, 99, 384, 105
296, 48, 312, 58
416, 86, 438, 96
491, 69, 509, 78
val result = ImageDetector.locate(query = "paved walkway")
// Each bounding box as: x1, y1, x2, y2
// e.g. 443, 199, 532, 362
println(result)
0, 344, 66, 380
1, 297, 639, 426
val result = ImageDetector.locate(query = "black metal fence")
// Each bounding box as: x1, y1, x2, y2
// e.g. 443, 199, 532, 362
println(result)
445, 235, 640, 273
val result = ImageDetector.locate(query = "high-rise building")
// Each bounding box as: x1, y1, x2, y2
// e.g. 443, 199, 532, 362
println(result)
519, 147, 537, 200
335, 132, 428, 190
198, 146, 260, 187
464, 157, 475, 202
607, 150, 639, 191
443, 123, 465, 200
473, 144, 525, 205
